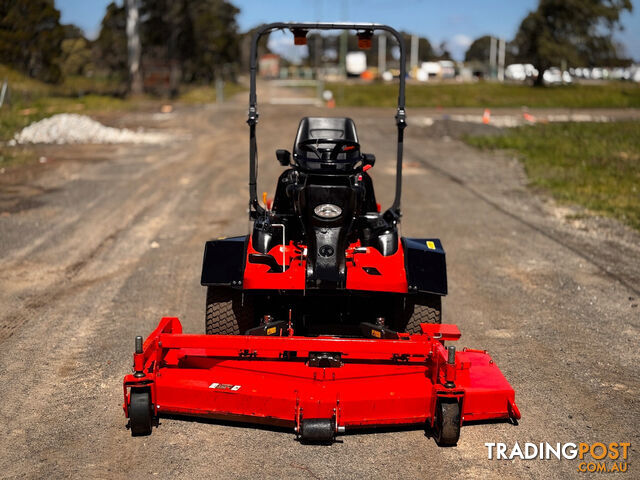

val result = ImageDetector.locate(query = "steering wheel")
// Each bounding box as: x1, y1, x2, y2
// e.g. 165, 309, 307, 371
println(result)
298, 138, 360, 160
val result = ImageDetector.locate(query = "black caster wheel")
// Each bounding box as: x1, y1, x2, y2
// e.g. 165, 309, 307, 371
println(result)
300, 418, 335, 444
434, 398, 460, 446
129, 389, 153, 436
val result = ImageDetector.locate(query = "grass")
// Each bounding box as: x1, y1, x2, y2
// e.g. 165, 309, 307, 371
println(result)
329, 81, 640, 109
1, 91, 135, 168
1, 95, 131, 140
464, 122, 640, 230
0, 65, 131, 143
0, 64, 243, 169
178, 83, 245, 104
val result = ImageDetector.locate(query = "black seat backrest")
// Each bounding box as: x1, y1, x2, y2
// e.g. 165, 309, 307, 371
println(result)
293, 117, 360, 168
295, 117, 358, 144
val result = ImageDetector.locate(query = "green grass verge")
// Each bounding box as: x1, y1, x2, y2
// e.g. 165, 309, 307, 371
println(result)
0, 94, 134, 169
178, 83, 245, 104
330, 82, 640, 108
1, 95, 130, 140
0, 65, 135, 145
464, 122, 640, 230
0, 64, 244, 169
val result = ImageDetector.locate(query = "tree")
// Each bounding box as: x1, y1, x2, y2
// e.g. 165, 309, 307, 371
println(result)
126, 0, 143, 94
60, 25, 93, 77
0, 0, 65, 83
92, 0, 240, 93
465, 35, 492, 63
93, 2, 128, 83
239, 24, 273, 72
434, 41, 452, 61
185, 0, 240, 82
465, 35, 516, 67
513, 0, 633, 85
400, 33, 436, 63
138, 0, 239, 83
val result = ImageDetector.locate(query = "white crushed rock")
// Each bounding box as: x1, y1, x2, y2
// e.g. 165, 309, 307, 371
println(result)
9, 113, 171, 145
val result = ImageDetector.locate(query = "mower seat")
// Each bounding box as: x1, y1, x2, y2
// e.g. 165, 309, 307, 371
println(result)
293, 117, 361, 171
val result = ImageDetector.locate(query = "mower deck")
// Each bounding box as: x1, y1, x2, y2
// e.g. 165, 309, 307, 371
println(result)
123, 317, 520, 443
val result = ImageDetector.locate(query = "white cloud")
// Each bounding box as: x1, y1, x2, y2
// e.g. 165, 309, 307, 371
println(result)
448, 33, 473, 60
267, 31, 309, 65
451, 34, 472, 49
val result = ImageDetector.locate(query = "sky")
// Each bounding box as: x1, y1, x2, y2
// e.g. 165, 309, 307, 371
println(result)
57, 0, 640, 62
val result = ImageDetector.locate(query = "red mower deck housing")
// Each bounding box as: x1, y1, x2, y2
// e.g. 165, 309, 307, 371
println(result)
124, 318, 520, 442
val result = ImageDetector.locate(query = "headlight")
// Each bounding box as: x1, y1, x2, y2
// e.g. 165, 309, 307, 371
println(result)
314, 203, 342, 219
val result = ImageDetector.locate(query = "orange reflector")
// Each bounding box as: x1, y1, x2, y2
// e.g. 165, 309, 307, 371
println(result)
292, 29, 308, 45
358, 37, 372, 49
357, 30, 373, 50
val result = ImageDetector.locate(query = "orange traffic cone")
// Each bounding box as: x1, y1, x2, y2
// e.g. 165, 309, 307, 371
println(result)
482, 108, 491, 125
327, 98, 336, 109
523, 112, 536, 123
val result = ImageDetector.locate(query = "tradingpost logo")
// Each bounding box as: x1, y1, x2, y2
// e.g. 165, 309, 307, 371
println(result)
485, 442, 631, 473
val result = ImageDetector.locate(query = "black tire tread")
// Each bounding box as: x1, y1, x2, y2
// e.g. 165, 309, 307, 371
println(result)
205, 287, 254, 335
402, 294, 442, 334
129, 389, 152, 436
435, 399, 461, 446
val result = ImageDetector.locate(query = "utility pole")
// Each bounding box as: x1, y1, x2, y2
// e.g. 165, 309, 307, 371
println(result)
339, 0, 348, 77
410, 35, 419, 70
126, 0, 143, 95
315, 0, 323, 79
339, 32, 347, 76
497, 38, 506, 82
489, 36, 497, 79
378, 34, 386, 75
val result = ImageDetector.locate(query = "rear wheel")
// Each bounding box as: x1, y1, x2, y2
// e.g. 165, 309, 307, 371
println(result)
400, 294, 441, 334
205, 287, 254, 335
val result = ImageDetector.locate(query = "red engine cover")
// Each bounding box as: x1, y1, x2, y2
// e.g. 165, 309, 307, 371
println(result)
242, 238, 408, 293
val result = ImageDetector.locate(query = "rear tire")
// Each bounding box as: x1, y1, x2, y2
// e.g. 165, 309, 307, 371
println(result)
205, 287, 254, 335
400, 294, 442, 334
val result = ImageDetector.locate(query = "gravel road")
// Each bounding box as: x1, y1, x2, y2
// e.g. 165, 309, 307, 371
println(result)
0, 96, 638, 479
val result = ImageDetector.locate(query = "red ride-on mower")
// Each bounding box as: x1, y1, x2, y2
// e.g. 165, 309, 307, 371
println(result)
123, 23, 520, 445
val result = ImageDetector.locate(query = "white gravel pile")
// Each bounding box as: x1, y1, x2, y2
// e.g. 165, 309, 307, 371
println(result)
10, 113, 171, 145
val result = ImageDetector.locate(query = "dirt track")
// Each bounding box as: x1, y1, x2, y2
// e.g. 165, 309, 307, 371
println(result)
0, 92, 639, 479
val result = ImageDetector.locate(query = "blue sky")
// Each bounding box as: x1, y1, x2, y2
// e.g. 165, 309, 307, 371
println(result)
57, 0, 640, 61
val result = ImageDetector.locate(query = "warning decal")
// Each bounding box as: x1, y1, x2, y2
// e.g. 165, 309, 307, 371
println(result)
209, 382, 242, 392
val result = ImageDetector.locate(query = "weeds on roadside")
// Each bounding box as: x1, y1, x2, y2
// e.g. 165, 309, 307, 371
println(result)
465, 121, 640, 230
330, 82, 640, 109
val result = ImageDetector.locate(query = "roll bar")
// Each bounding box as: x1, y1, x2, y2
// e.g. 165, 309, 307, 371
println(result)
248, 23, 407, 218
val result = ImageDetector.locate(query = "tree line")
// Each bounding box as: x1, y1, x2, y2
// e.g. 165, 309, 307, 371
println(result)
465, 0, 633, 84
0, 0, 241, 94
0, 0, 633, 92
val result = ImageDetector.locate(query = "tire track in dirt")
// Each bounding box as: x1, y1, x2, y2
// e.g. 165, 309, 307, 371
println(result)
368, 119, 640, 297
405, 143, 640, 297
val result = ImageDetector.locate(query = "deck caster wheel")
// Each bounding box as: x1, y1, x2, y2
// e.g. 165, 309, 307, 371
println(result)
129, 389, 153, 436
434, 398, 460, 446
300, 419, 335, 444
